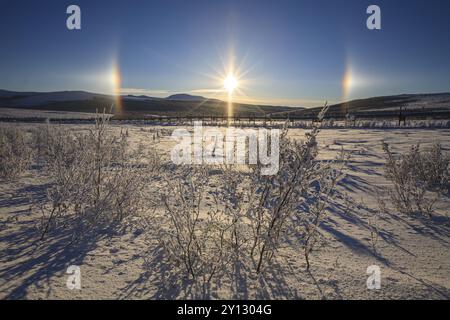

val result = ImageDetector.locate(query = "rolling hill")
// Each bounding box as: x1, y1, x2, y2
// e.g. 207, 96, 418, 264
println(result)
276, 93, 450, 119
1, 90, 450, 120
0, 90, 296, 118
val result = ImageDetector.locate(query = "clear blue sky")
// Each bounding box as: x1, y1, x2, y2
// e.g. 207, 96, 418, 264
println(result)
1, 0, 450, 106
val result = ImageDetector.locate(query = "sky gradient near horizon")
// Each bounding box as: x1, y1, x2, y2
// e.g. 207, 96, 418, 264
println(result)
1, 0, 450, 107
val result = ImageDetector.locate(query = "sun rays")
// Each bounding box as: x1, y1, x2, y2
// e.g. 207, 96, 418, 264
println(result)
111, 60, 122, 114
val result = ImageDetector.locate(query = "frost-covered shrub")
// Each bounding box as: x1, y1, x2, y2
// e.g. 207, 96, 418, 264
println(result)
382, 142, 449, 216
0, 125, 32, 179
157, 106, 344, 290
245, 108, 343, 273
157, 166, 235, 294
39, 114, 160, 240
416, 143, 450, 193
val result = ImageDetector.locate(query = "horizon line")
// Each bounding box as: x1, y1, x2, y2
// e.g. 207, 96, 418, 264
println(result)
1, 87, 450, 109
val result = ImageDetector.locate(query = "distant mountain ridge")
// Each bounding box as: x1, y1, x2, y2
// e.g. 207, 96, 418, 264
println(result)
2, 89, 449, 119
0, 90, 219, 105
0, 89, 110, 106
0, 89, 296, 118
275, 92, 450, 118
166, 94, 207, 101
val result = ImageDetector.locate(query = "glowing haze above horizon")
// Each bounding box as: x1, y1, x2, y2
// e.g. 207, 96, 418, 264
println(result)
1, 0, 450, 107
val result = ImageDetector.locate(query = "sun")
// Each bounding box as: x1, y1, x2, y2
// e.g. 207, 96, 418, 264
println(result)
224, 74, 238, 94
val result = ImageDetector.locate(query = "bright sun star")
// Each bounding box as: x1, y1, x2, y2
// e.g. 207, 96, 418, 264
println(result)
224, 74, 238, 94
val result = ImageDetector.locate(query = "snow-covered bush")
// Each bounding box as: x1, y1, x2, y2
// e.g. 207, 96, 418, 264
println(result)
38, 114, 160, 240
416, 143, 450, 193
246, 108, 343, 273
157, 166, 235, 294
0, 125, 32, 179
156, 106, 344, 291
382, 142, 449, 216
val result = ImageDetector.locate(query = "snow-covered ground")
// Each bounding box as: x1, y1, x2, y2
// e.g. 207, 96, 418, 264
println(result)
0, 124, 449, 299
